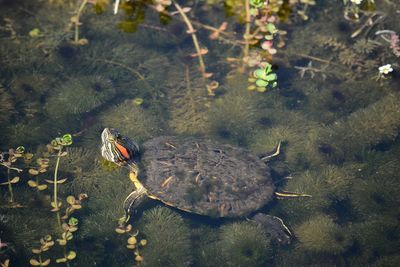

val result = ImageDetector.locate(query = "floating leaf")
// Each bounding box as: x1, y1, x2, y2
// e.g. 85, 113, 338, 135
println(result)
24, 153, 34, 160
132, 98, 143, 106
69, 217, 79, 226
247, 85, 256, 91
29, 28, 41, 38
16, 146, 25, 153
140, 239, 147, 246
135, 255, 143, 262
29, 259, 40, 266
115, 228, 126, 234
31, 248, 41, 254
256, 79, 268, 87
66, 196, 76, 205
45, 178, 67, 184
37, 184, 47, 191
266, 73, 277, 81
127, 236, 137, 245
61, 134, 73, 146
60, 152, 68, 157
28, 180, 38, 187
66, 251, 76, 260
42, 259, 50, 266
29, 169, 39, 175
10, 176, 20, 184
57, 239, 67, 246
126, 244, 136, 249
253, 69, 268, 80
56, 258, 67, 263
50, 201, 62, 208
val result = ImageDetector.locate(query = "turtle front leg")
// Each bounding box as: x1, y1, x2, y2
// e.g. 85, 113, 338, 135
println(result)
122, 185, 148, 223
250, 213, 291, 245
121, 172, 148, 224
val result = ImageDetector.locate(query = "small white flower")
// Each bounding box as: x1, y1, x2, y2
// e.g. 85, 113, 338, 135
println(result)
378, 64, 393, 75
351, 0, 363, 4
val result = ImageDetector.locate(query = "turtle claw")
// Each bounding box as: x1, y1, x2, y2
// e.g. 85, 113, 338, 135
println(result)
251, 213, 291, 245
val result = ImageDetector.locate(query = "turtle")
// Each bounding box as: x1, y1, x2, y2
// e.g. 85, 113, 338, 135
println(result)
100, 128, 308, 244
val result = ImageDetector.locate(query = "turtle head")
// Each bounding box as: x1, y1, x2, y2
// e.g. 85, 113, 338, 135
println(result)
101, 128, 140, 172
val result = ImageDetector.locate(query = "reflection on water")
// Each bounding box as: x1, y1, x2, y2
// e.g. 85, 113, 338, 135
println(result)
0, 0, 399, 266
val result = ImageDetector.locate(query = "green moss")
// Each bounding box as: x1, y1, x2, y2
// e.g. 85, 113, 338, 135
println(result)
0, 86, 14, 124
191, 227, 224, 267
348, 217, 400, 265
218, 222, 271, 267
97, 101, 163, 143
295, 214, 351, 255
319, 92, 400, 162
279, 170, 330, 223
205, 75, 260, 145
139, 207, 192, 267
351, 174, 400, 217
250, 109, 323, 171
45, 76, 115, 119
371, 255, 400, 267
168, 71, 210, 135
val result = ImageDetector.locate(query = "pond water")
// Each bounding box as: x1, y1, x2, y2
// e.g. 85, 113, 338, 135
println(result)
1, 0, 400, 266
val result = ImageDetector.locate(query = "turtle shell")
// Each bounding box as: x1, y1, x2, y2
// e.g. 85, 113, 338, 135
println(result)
139, 136, 275, 218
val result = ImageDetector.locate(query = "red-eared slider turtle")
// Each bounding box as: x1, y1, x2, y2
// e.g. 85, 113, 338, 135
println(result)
101, 128, 307, 244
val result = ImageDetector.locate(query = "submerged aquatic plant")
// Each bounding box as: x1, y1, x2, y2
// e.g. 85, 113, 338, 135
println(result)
295, 214, 351, 255
139, 207, 192, 267
219, 222, 271, 267
45, 76, 115, 119
29, 235, 54, 267
0, 86, 14, 124
97, 101, 163, 144
167, 67, 210, 135
205, 75, 260, 144
319, 92, 400, 162
0, 146, 31, 207
248, 62, 278, 92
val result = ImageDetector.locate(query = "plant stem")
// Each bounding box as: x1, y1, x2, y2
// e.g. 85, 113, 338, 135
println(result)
54, 148, 63, 229
7, 168, 14, 203
53, 149, 61, 209
74, 0, 88, 43
242, 0, 251, 71
173, 1, 207, 77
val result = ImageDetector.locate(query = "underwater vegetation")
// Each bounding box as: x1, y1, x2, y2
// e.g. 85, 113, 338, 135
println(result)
218, 222, 271, 267
249, 107, 323, 171
45, 76, 116, 119
139, 207, 192, 267
167, 66, 211, 135
319, 92, 400, 162
10, 73, 53, 103
295, 214, 351, 255
0, 86, 14, 124
204, 75, 261, 145
280, 165, 354, 224
96, 101, 164, 144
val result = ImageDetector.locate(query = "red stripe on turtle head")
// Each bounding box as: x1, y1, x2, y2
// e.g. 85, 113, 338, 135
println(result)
115, 142, 131, 160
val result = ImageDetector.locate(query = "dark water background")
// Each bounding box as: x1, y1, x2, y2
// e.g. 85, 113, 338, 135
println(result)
1, 0, 400, 266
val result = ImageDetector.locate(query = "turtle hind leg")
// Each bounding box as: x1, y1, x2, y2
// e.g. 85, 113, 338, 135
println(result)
250, 213, 292, 245
122, 186, 148, 224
